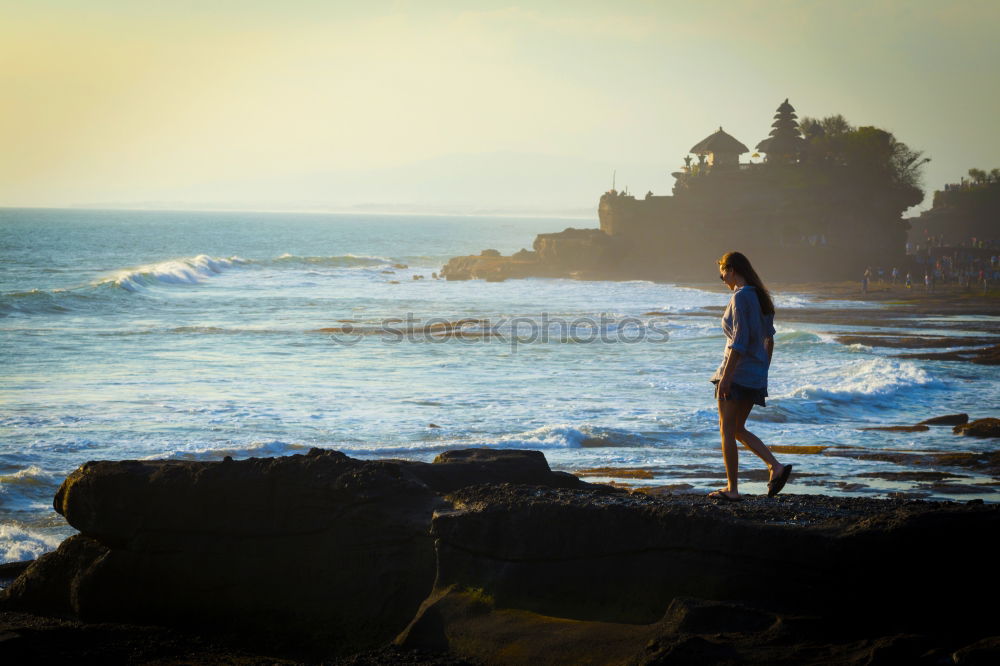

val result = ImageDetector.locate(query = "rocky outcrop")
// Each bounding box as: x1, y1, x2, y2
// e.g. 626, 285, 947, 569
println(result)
954, 417, 1000, 438
860, 412, 979, 433
420, 485, 996, 626
897, 343, 1000, 365
399, 485, 1000, 664
919, 413, 969, 426
531, 227, 625, 275
439, 251, 559, 281
4, 449, 999, 663
1, 448, 582, 655
439, 228, 629, 281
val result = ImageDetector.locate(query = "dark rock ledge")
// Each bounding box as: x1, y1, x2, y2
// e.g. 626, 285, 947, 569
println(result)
2, 448, 998, 665
440, 229, 629, 282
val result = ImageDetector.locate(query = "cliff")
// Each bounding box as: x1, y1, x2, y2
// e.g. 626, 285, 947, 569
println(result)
441, 162, 921, 283
598, 160, 919, 280
2, 449, 998, 664
911, 175, 1000, 244
441, 109, 929, 283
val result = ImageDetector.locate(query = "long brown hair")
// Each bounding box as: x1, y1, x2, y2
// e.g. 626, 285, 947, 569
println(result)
718, 251, 775, 315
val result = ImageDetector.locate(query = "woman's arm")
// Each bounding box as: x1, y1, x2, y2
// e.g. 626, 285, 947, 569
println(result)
765, 337, 773, 363
718, 348, 742, 398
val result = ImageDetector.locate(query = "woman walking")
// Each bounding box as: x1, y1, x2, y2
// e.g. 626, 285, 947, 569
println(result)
709, 251, 791, 501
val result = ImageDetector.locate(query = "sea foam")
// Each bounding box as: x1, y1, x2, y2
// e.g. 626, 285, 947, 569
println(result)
488, 424, 658, 449
99, 254, 249, 292
778, 357, 937, 401
753, 357, 941, 423
0, 524, 64, 564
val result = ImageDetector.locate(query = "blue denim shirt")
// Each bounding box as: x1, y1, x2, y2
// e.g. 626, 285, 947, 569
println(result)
711, 286, 776, 389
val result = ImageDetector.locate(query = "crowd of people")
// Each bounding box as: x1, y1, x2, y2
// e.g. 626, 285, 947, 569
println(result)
860, 236, 999, 294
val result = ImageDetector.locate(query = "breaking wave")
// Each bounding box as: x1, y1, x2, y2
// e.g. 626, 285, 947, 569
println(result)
752, 358, 942, 423
779, 358, 937, 400
0, 466, 59, 513
0, 524, 65, 564
2, 251, 413, 316
488, 424, 660, 449
96, 254, 249, 292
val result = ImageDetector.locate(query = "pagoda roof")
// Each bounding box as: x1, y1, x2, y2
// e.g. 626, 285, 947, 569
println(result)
756, 133, 805, 154
756, 98, 805, 154
689, 127, 749, 155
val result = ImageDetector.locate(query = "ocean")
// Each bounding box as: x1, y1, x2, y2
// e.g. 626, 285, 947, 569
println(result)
2, 207, 998, 563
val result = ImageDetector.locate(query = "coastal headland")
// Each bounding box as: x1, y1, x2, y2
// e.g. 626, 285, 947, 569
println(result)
441, 101, 999, 288
2, 448, 999, 664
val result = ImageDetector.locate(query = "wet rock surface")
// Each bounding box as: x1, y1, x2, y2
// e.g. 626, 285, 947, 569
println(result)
3, 449, 998, 664
835, 335, 999, 349
919, 413, 970, 426
825, 447, 1000, 476
954, 417, 1000, 438
439, 228, 630, 281
897, 343, 1000, 365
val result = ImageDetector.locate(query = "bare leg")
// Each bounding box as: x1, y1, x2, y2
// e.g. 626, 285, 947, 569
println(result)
716, 397, 754, 498
730, 399, 784, 481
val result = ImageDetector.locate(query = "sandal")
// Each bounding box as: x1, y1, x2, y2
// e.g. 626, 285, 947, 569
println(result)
767, 464, 793, 497
708, 489, 742, 502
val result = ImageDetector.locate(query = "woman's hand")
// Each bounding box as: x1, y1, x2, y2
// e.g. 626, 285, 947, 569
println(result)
719, 348, 740, 399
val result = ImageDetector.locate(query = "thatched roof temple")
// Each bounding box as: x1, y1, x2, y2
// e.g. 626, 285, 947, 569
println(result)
689, 127, 749, 168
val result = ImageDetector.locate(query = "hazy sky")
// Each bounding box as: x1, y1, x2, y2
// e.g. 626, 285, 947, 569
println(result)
2, 0, 998, 214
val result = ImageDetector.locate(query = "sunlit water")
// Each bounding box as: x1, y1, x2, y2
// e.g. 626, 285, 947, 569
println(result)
2, 208, 999, 563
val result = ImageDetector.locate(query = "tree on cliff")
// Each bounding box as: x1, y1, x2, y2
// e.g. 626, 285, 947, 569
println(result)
800, 115, 927, 209
800, 114, 851, 140
967, 167, 1000, 185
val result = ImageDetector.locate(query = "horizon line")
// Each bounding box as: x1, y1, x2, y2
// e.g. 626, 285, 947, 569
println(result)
0, 204, 596, 221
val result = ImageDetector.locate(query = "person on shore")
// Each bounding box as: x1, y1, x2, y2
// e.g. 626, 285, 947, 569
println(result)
906, 272, 912, 289
709, 251, 791, 501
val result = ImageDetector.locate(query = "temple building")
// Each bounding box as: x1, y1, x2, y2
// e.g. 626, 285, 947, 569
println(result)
444, 98, 921, 282
755, 99, 805, 163
688, 127, 749, 169
593, 98, 912, 279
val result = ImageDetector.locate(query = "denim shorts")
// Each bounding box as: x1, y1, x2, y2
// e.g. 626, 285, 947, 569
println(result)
712, 380, 767, 407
